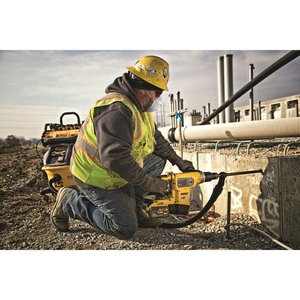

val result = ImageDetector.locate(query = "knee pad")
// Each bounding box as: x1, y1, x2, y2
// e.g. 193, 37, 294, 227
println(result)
115, 223, 138, 240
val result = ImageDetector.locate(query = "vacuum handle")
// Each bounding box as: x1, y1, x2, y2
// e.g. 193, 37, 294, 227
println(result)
60, 112, 81, 125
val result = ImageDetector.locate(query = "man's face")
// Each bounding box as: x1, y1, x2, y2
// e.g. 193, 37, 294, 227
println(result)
142, 90, 160, 111
134, 89, 163, 112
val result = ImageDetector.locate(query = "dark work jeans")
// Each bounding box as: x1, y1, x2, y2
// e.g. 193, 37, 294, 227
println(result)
62, 154, 166, 240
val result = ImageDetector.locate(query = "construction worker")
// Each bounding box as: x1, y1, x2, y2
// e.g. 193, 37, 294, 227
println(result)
50, 55, 195, 239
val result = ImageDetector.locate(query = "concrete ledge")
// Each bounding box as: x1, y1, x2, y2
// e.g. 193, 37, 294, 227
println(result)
163, 151, 300, 247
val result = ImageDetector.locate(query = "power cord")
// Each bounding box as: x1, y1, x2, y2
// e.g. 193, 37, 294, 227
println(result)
35, 139, 44, 163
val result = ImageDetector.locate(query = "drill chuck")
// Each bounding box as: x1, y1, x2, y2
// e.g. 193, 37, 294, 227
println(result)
203, 172, 219, 182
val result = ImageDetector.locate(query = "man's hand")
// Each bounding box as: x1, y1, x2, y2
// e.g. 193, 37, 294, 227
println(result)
148, 177, 169, 196
175, 159, 195, 172
167, 152, 195, 172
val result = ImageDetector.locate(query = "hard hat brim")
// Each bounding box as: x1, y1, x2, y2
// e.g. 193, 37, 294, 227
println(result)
126, 66, 169, 91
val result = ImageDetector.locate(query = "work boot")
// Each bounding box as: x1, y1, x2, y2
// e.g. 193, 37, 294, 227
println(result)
137, 206, 164, 228
50, 187, 71, 231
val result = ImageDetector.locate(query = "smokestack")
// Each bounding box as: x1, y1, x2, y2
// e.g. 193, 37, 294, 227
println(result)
224, 54, 234, 123
217, 56, 225, 123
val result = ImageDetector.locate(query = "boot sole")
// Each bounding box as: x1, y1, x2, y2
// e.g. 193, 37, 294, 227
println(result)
50, 188, 69, 232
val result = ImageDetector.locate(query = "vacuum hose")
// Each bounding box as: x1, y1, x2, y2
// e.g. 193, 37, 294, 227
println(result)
160, 173, 226, 228
48, 174, 62, 194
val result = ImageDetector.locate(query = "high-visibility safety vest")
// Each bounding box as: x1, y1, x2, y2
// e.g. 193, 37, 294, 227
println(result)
70, 92, 156, 189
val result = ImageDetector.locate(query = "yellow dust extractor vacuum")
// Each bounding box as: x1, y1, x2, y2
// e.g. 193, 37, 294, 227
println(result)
37, 112, 81, 201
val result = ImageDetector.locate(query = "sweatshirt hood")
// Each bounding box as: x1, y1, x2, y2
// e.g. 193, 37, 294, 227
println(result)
105, 73, 143, 113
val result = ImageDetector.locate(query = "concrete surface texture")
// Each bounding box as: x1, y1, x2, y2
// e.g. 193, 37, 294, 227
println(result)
163, 150, 300, 246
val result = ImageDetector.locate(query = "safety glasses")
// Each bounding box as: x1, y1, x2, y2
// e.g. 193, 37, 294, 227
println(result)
155, 90, 163, 98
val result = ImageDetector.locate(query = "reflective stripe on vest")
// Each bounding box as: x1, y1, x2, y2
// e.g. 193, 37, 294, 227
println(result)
70, 92, 156, 189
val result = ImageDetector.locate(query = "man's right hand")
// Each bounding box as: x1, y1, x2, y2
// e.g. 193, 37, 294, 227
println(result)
148, 177, 169, 196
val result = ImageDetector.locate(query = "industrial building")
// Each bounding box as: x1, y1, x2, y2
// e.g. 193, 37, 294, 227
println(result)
180, 93, 300, 126
234, 94, 300, 122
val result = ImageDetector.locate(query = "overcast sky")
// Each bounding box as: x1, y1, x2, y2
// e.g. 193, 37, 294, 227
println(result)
0, 50, 299, 139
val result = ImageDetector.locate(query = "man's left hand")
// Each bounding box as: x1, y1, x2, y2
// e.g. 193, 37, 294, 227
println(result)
176, 159, 195, 172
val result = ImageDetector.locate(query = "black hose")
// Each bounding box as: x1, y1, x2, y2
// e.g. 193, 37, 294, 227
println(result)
48, 175, 62, 194
160, 173, 226, 228
35, 139, 44, 163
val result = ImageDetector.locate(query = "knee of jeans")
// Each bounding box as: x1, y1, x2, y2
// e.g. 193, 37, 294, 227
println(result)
115, 222, 138, 240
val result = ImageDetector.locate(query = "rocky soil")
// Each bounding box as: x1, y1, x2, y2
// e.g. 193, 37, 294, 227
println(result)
0, 146, 296, 250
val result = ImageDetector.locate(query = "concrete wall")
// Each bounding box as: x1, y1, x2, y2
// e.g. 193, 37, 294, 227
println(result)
163, 151, 300, 246
259, 156, 300, 245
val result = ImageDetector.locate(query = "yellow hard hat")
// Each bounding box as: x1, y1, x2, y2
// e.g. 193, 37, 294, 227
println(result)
127, 55, 169, 91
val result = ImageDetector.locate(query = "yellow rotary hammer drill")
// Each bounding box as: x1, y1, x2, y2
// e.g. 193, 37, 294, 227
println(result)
146, 169, 263, 218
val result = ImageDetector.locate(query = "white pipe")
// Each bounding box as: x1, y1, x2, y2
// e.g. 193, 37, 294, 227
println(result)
172, 117, 300, 142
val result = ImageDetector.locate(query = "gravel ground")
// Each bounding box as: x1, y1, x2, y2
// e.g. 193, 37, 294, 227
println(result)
0, 147, 296, 250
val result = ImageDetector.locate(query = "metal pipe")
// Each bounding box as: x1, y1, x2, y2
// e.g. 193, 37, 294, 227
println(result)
173, 94, 177, 127
217, 56, 225, 123
171, 117, 300, 142
224, 54, 234, 123
213, 109, 219, 124
177, 91, 183, 157
176, 91, 181, 111
201, 50, 300, 125
207, 102, 211, 116
171, 96, 175, 128
249, 64, 255, 121
180, 97, 184, 126
169, 94, 174, 128
202, 106, 206, 118
258, 100, 262, 120
226, 191, 231, 239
